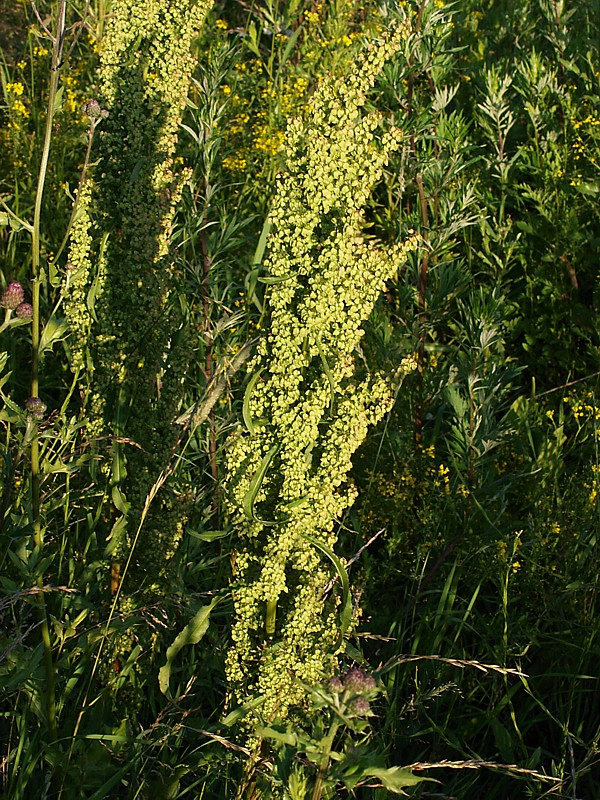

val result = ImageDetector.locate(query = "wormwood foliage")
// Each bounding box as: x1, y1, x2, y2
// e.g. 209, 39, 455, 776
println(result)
224, 24, 418, 722
63, 0, 212, 594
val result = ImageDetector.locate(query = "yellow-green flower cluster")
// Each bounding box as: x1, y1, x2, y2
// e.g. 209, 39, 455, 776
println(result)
63, 0, 212, 588
224, 24, 417, 722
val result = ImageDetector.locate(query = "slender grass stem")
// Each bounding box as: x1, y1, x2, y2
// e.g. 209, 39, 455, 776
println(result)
29, 0, 67, 742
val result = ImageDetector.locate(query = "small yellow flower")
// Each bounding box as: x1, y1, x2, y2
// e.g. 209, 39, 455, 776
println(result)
6, 82, 25, 95
215, 19, 228, 30
11, 99, 29, 117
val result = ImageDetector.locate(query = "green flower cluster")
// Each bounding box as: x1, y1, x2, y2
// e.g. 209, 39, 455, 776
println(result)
224, 24, 418, 722
63, 0, 212, 590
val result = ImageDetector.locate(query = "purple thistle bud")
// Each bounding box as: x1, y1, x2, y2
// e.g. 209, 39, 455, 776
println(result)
15, 302, 33, 319
1, 282, 25, 310
25, 396, 47, 419
82, 99, 102, 119
350, 697, 371, 716
82, 99, 108, 120
343, 668, 377, 695
327, 676, 344, 694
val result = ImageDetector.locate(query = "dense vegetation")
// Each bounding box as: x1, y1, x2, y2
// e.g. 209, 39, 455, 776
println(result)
1, 0, 598, 797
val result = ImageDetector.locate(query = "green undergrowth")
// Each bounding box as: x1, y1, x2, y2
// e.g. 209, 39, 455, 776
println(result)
1, 0, 598, 798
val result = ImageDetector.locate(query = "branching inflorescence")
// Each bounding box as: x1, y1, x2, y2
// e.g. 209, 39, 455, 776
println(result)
63, 0, 212, 596
225, 24, 418, 722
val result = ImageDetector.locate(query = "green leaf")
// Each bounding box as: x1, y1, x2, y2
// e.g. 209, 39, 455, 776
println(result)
39, 315, 68, 355
242, 444, 279, 520
574, 181, 599, 195
86, 232, 109, 322
111, 485, 130, 515
53, 84, 64, 113
361, 766, 430, 793
158, 596, 219, 697
446, 384, 467, 418
281, 495, 308, 512
188, 528, 231, 542
278, 25, 303, 71
243, 369, 264, 434
256, 724, 297, 747
245, 21, 262, 59
303, 535, 352, 649
252, 217, 273, 267
220, 695, 264, 727
316, 335, 335, 411
104, 515, 128, 556
257, 273, 294, 284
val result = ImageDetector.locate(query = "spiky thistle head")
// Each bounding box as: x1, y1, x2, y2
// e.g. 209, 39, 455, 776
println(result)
1, 282, 24, 310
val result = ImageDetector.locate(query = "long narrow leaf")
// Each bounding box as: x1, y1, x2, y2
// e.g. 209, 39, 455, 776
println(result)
303, 535, 352, 648
242, 444, 279, 520
158, 596, 219, 697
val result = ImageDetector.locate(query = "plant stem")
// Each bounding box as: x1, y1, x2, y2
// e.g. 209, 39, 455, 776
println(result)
30, 0, 67, 741
415, 172, 430, 448
311, 720, 340, 800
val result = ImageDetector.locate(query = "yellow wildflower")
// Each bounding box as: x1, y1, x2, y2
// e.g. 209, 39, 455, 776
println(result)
6, 82, 24, 95
11, 99, 29, 117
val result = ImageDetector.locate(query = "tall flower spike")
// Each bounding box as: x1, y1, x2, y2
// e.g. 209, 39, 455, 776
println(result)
224, 23, 418, 724
63, 0, 213, 597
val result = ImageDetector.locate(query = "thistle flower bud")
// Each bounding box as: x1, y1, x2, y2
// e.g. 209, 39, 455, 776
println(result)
82, 99, 107, 120
1, 282, 25, 310
350, 697, 371, 716
15, 302, 33, 319
25, 396, 47, 419
343, 667, 377, 695
327, 676, 344, 693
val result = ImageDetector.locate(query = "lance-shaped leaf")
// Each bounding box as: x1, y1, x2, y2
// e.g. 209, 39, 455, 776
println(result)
242, 444, 279, 520
158, 596, 220, 697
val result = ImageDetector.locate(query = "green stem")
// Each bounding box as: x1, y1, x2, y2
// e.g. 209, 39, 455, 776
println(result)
311, 720, 340, 800
265, 598, 277, 640
51, 99, 107, 270
30, 0, 67, 742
